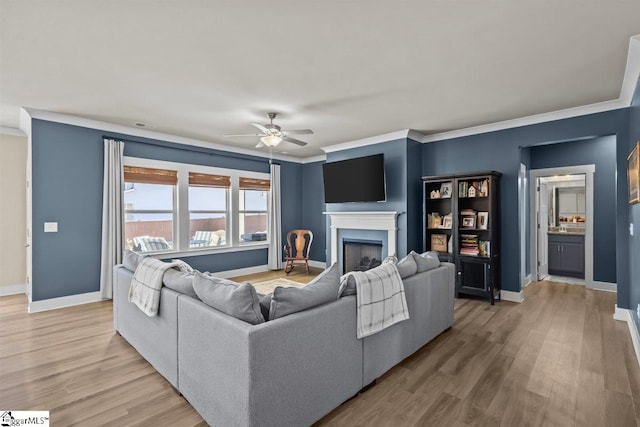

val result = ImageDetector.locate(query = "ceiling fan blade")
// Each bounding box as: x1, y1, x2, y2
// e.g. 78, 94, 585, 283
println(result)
255, 141, 265, 148
283, 129, 314, 135
250, 123, 269, 133
283, 136, 308, 147
224, 133, 262, 137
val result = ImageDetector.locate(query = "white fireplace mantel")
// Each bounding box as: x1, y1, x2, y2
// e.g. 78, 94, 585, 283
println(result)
324, 211, 400, 264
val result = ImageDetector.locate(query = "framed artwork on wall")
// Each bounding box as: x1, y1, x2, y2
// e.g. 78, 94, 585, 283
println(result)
629, 141, 639, 205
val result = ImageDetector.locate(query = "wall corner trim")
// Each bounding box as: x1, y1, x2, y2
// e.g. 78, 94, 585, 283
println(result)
0, 126, 26, 137
0, 284, 26, 297
592, 281, 617, 293
213, 265, 270, 279
28, 291, 103, 313
523, 274, 533, 288
501, 290, 524, 303
613, 305, 640, 368
308, 260, 327, 269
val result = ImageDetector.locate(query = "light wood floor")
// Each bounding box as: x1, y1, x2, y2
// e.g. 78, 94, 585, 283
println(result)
1, 276, 638, 426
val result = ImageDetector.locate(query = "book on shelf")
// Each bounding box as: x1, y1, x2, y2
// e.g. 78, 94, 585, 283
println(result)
479, 240, 491, 257
458, 179, 489, 197
460, 234, 479, 256
460, 208, 476, 216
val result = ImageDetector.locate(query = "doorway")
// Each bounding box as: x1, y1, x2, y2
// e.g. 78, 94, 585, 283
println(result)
529, 165, 595, 288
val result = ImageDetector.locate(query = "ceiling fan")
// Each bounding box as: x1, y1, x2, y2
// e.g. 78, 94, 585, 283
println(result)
224, 113, 313, 148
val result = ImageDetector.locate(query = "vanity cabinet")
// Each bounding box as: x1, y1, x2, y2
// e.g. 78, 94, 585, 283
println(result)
548, 233, 584, 278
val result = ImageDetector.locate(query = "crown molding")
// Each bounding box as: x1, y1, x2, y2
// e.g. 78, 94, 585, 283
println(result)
300, 154, 326, 164
321, 129, 416, 154
0, 126, 26, 137
20, 108, 308, 164
421, 34, 640, 144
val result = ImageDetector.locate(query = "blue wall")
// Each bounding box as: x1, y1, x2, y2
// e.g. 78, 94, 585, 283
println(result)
526, 136, 617, 283
422, 109, 630, 306
301, 161, 326, 262
629, 80, 640, 325
30, 119, 303, 301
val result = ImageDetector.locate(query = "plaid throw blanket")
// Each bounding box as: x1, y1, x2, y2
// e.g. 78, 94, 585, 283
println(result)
128, 258, 192, 317
340, 263, 410, 339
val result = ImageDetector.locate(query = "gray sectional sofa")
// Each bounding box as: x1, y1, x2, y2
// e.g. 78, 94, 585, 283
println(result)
113, 262, 455, 426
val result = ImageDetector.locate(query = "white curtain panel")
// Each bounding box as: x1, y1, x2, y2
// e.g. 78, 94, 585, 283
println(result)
99, 139, 124, 299
267, 163, 283, 270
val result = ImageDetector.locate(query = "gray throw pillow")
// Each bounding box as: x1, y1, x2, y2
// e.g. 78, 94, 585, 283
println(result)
396, 254, 418, 278
340, 274, 357, 297
163, 269, 198, 298
410, 250, 440, 273
269, 263, 341, 320
192, 272, 265, 325
122, 250, 144, 272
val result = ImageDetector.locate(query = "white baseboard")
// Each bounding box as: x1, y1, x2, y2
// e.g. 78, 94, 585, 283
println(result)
308, 260, 327, 269
29, 291, 103, 313
523, 274, 533, 288
0, 283, 26, 296
613, 305, 640, 367
592, 281, 617, 293
614, 304, 629, 321
216, 264, 269, 279
501, 290, 524, 303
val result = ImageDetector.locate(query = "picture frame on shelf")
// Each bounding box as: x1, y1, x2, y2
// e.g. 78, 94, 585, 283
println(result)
478, 212, 488, 229
440, 182, 452, 198
629, 141, 639, 205
431, 234, 448, 252
461, 216, 476, 228
442, 214, 453, 229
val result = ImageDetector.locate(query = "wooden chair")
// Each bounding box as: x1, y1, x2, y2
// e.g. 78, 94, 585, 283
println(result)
283, 230, 313, 274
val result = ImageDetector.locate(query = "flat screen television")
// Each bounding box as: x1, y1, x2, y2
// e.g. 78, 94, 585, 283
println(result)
323, 154, 386, 203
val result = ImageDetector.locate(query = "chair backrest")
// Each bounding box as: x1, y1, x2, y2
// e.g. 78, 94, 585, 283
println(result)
285, 230, 313, 259
134, 236, 170, 252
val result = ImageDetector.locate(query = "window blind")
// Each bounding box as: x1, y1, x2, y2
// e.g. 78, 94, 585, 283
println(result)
189, 172, 231, 188
124, 166, 178, 185
239, 177, 270, 191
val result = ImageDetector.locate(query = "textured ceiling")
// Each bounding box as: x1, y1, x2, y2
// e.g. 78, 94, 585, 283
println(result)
1, 1, 639, 157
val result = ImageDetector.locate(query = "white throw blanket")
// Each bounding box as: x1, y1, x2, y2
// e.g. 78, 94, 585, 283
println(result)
340, 263, 410, 339
129, 258, 192, 317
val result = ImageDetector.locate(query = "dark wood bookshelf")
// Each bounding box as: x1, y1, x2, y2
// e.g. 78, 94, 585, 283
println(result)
423, 171, 501, 304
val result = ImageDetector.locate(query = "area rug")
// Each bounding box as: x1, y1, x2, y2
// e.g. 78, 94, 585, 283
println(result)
251, 278, 306, 295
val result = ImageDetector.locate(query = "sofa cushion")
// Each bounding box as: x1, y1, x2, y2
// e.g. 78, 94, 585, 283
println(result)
192, 272, 265, 325
410, 250, 440, 273
163, 269, 198, 298
123, 250, 144, 272
396, 253, 418, 278
259, 293, 272, 320
269, 263, 341, 320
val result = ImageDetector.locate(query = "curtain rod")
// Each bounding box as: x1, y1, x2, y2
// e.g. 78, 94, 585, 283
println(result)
102, 135, 280, 166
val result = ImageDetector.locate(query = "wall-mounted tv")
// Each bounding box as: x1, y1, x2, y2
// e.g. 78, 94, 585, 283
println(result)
323, 153, 386, 203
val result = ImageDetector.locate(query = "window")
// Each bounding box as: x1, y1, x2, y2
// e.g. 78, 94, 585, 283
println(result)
123, 166, 177, 253
239, 177, 269, 243
188, 172, 230, 248
123, 158, 270, 255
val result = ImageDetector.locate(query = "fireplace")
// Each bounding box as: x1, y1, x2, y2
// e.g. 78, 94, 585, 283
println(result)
325, 211, 400, 273
343, 240, 383, 274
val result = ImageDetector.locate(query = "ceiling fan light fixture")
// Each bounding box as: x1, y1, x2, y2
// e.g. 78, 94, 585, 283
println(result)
260, 135, 282, 147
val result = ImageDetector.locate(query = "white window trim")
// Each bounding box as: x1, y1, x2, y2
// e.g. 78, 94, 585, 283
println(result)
123, 156, 270, 257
